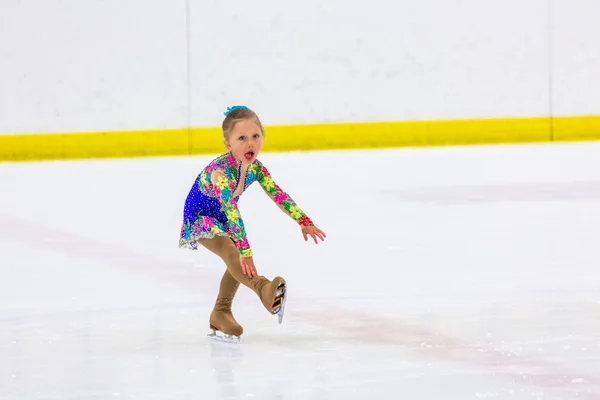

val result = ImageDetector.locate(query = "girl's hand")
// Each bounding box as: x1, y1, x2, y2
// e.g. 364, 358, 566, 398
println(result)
240, 256, 258, 278
302, 225, 327, 244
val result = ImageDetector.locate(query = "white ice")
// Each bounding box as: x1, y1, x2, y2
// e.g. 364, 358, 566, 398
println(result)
1, 142, 600, 400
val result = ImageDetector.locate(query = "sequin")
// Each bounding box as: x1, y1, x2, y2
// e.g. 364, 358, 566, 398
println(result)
178, 152, 313, 257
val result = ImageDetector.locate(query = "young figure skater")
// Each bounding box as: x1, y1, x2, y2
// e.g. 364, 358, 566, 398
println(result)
179, 105, 326, 342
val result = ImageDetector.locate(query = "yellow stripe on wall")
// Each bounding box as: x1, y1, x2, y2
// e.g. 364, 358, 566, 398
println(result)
1, 115, 599, 162
553, 115, 600, 142
0, 127, 231, 162
263, 116, 553, 151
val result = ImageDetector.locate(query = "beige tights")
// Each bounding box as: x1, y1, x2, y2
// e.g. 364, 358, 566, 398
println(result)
198, 236, 286, 336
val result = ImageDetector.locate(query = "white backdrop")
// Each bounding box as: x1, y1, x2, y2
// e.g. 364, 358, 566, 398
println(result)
0, 0, 598, 135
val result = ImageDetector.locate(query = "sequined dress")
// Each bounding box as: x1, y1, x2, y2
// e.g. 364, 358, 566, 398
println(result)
179, 152, 313, 257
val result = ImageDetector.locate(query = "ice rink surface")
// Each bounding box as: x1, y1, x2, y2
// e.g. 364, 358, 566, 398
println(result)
1, 142, 600, 400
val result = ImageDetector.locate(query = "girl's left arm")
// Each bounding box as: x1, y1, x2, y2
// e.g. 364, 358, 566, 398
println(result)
255, 162, 314, 227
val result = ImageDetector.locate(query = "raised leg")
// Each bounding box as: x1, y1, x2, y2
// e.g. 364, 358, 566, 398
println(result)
198, 236, 287, 315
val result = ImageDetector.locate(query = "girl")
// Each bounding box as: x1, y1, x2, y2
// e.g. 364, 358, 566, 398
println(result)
179, 105, 326, 342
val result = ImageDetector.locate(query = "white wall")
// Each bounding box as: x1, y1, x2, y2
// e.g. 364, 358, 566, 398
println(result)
0, 0, 598, 135
0, 0, 187, 134
551, 0, 600, 117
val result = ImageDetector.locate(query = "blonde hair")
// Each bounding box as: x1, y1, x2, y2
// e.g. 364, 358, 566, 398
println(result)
222, 106, 265, 142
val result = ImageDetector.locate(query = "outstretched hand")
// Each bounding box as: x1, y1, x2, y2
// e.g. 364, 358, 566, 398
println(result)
302, 225, 327, 244
240, 256, 258, 278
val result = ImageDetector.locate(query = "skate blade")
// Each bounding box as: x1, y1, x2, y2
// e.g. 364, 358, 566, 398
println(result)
273, 281, 287, 325
207, 329, 241, 344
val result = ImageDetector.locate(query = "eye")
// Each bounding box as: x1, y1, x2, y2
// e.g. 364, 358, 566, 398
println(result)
238, 135, 246, 141
253, 133, 261, 139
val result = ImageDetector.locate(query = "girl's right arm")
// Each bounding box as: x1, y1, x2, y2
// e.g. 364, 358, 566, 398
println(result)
210, 169, 253, 258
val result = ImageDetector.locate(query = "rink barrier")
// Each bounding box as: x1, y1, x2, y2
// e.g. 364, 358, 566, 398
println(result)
1, 115, 599, 162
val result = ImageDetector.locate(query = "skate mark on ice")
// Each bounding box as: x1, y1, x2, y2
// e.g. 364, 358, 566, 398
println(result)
296, 306, 600, 400
387, 180, 600, 205
0, 214, 220, 294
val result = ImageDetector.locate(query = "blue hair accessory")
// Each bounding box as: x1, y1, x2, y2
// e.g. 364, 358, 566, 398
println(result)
224, 105, 249, 116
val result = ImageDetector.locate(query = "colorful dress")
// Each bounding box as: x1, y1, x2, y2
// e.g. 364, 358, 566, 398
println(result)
179, 152, 313, 257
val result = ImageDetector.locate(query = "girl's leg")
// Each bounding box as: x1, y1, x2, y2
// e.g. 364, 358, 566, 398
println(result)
209, 269, 243, 337
198, 236, 286, 314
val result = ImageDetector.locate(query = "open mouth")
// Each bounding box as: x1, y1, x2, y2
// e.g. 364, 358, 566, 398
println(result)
244, 151, 255, 160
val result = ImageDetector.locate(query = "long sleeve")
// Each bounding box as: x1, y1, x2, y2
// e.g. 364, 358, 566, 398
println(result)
211, 169, 253, 257
256, 163, 313, 227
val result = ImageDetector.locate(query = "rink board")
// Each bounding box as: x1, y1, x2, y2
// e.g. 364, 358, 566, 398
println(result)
1, 115, 599, 162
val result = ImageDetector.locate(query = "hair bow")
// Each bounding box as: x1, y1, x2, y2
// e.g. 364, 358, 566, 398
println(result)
224, 105, 249, 116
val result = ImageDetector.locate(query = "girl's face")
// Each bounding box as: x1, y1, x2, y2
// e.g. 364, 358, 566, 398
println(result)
225, 119, 264, 164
